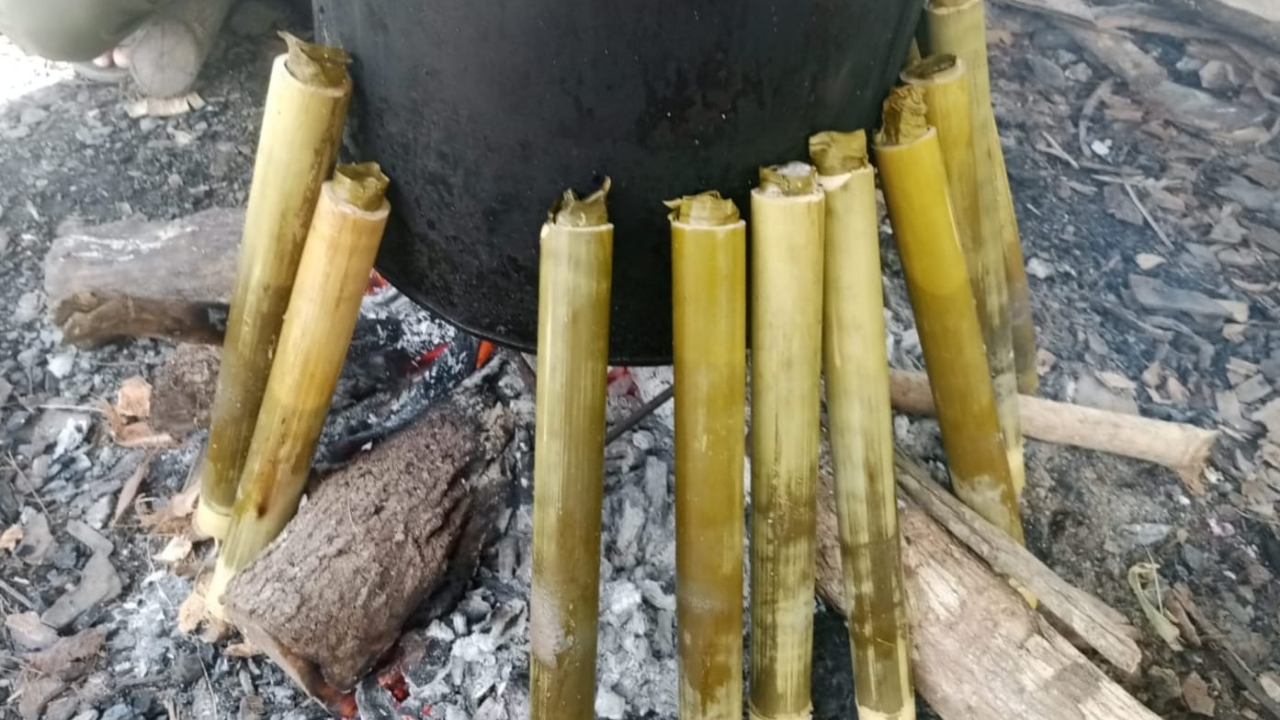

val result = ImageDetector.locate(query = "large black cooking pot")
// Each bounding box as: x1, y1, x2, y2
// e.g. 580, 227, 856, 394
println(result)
312, 0, 924, 364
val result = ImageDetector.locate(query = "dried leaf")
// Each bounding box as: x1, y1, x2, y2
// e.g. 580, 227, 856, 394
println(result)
115, 376, 152, 419
1166, 376, 1190, 405
1182, 672, 1216, 717
1223, 323, 1248, 343
1142, 362, 1163, 388
153, 535, 193, 564
99, 400, 177, 449
1135, 253, 1167, 270
1128, 562, 1183, 651
0, 524, 23, 552
111, 453, 153, 527
1096, 370, 1138, 391
137, 483, 200, 535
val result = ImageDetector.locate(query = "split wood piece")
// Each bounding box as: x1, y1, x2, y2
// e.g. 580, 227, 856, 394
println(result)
223, 375, 517, 706
125, 0, 237, 98
195, 34, 352, 540
814, 461, 1158, 720
888, 368, 1219, 495
43, 208, 241, 347
892, 452, 1142, 675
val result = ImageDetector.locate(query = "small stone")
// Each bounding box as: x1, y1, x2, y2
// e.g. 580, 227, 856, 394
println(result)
16, 512, 55, 566
1182, 672, 1215, 716
614, 498, 646, 556
5, 611, 59, 650
1026, 257, 1054, 279
595, 686, 627, 720
83, 496, 112, 530
458, 593, 492, 623
100, 703, 135, 720
66, 520, 114, 555
1027, 55, 1067, 89
41, 552, 123, 630
1135, 253, 1166, 270
46, 353, 75, 380
1106, 523, 1173, 553
1147, 666, 1182, 706
1259, 672, 1280, 703
1199, 60, 1239, 91
44, 694, 79, 720
1182, 544, 1211, 573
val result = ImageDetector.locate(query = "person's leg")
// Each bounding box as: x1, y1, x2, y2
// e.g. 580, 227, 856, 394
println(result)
0, 0, 172, 62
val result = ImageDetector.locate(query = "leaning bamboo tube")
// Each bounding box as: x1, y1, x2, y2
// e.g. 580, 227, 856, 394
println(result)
902, 54, 1026, 498
925, 0, 1038, 395
194, 33, 352, 540
873, 86, 1024, 546
206, 163, 391, 617
528, 181, 614, 720
749, 162, 825, 720
668, 191, 747, 720
810, 130, 915, 720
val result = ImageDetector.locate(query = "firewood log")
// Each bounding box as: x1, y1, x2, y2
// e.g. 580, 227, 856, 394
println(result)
222, 370, 517, 705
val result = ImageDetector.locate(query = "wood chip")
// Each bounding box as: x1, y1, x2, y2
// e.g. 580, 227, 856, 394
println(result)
1182, 672, 1216, 717
1228, 356, 1262, 383
1097, 370, 1138, 391
1130, 274, 1240, 320
1250, 398, 1280, 441
1166, 376, 1191, 405
114, 376, 152, 419
0, 524, 23, 552
1142, 362, 1164, 388
111, 453, 153, 527
1036, 348, 1058, 375
1236, 374, 1273, 404
153, 535, 193, 564
1223, 323, 1249, 343
224, 641, 262, 658
1136, 253, 1167, 270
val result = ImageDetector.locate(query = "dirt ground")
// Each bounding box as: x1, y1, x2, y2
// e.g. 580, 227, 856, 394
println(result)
1, 1, 1279, 720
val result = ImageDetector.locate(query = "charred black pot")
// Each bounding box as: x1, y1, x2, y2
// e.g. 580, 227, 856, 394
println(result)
312, 0, 924, 364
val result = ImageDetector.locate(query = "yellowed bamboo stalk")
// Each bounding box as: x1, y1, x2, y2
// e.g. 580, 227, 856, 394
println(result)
925, 0, 1038, 395
810, 130, 915, 720
206, 163, 391, 617
528, 181, 614, 720
195, 33, 352, 540
749, 162, 825, 720
668, 191, 747, 720
903, 54, 1026, 498
873, 86, 1025, 545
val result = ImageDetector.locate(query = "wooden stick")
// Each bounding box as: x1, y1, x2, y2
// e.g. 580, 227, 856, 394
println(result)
903, 54, 1026, 499
668, 191, 747, 720
528, 181, 614, 720
195, 34, 351, 540
810, 129, 915, 720
749, 162, 825, 720
224, 374, 516, 707
888, 368, 1218, 494
874, 86, 1025, 546
208, 163, 391, 617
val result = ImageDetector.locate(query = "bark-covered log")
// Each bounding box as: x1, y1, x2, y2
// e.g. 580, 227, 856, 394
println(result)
43, 208, 241, 347
222, 372, 517, 705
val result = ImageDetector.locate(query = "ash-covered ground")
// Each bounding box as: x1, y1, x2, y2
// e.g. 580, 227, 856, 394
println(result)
3, 2, 1280, 720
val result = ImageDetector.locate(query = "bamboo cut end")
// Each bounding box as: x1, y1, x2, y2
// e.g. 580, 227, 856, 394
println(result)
280, 31, 352, 88
206, 561, 233, 621
193, 500, 232, 541
902, 54, 964, 85
808, 130, 870, 176
875, 86, 930, 147
748, 708, 813, 720
664, 190, 741, 226
548, 177, 612, 228
928, 0, 979, 11
757, 162, 819, 197
332, 162, 390, 211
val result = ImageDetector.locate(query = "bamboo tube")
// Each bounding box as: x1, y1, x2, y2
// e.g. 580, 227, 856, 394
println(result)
207, 163, 391, 617
194, 33, 352, 540
924, 0, 1038, 395
749, 162, 825, 720
810, 130, 915, 720
872, 86, 1024, 546
902, 54, 1026, 498
528, 181, 614, 720
668, 191, 747, 720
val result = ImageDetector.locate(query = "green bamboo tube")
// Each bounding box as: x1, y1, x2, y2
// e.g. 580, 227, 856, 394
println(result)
668, 191, 747, 720
902, 55, 1026, 498
749, 162, 825, 720
206, 163, 391, 616
194, 33, 352, 540
810, 130, 915, 720
924, 0, 1038, 395
528, 181, 614, 720
873, 86, 1025, 545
